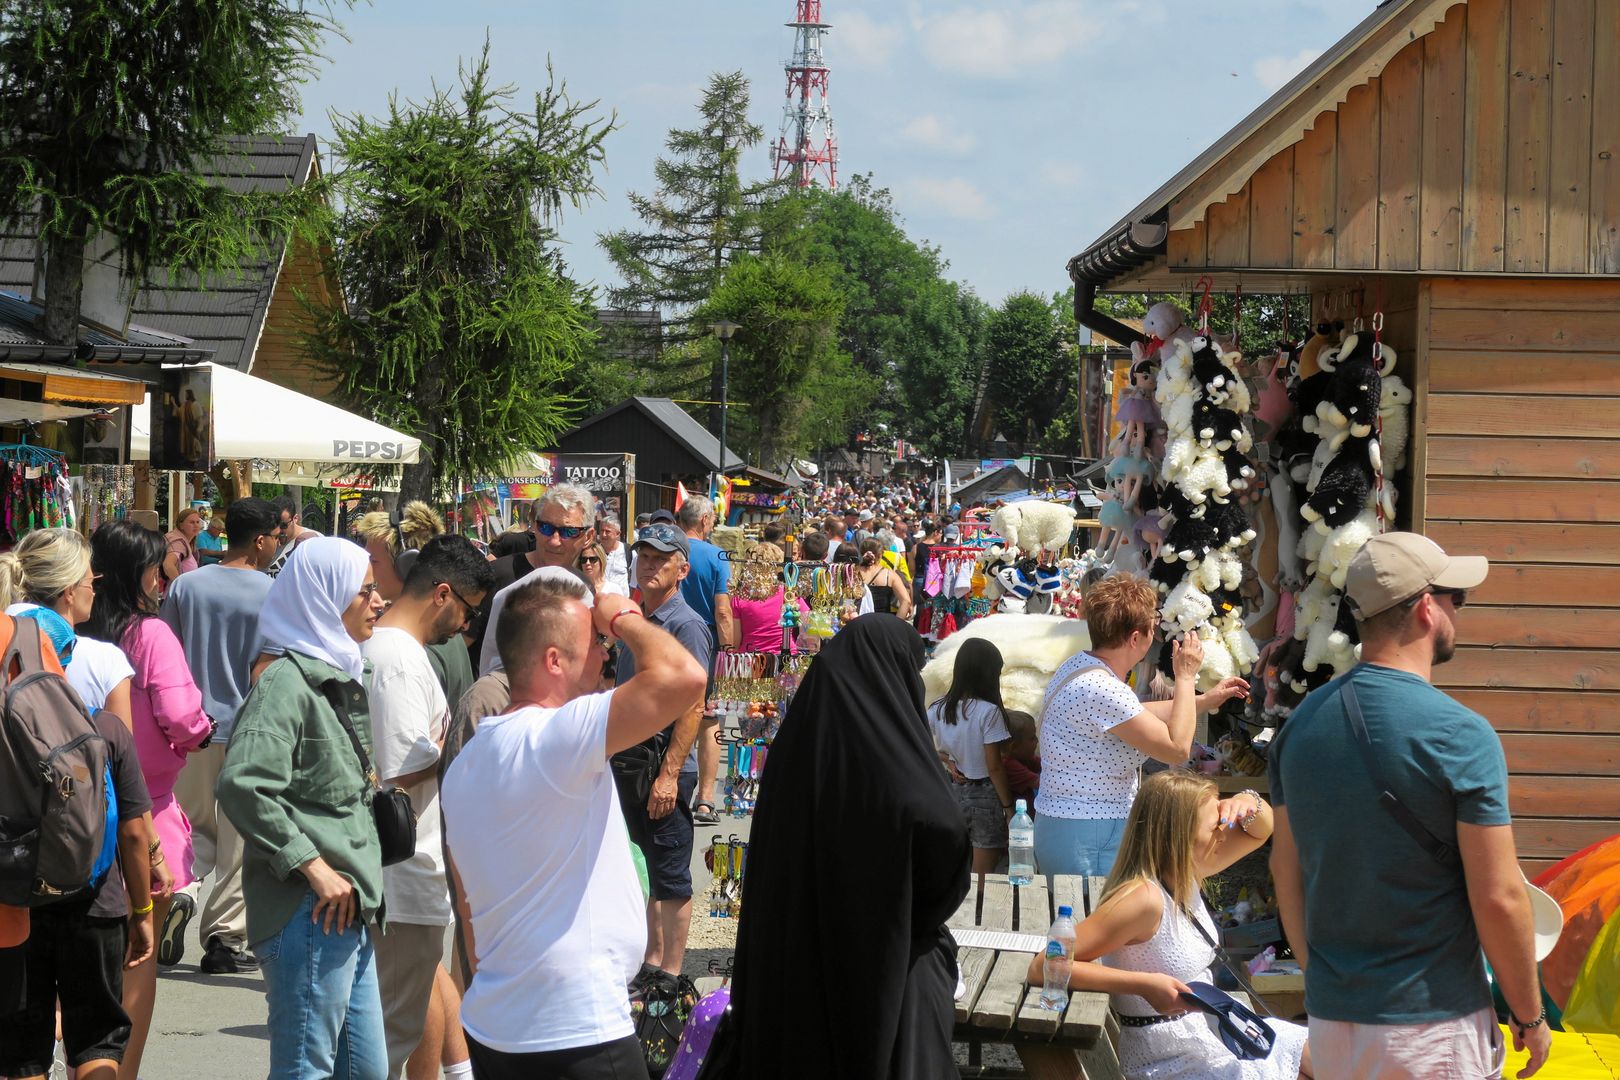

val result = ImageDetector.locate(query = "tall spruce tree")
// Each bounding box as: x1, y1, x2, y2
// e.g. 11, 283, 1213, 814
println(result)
0, 1, 344, 344
599, 71, 785, 416
303, 47, 613, 503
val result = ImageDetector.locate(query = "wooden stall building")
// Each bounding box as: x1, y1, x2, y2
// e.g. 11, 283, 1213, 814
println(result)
1068, 0, 1620, 874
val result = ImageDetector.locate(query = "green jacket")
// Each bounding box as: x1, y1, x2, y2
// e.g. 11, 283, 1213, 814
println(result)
217, 651, 383, 946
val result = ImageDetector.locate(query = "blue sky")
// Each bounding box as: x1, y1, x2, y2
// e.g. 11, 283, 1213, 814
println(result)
294, 1, 1369, 305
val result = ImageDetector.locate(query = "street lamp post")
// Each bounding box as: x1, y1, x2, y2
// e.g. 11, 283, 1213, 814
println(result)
711, 321, 740, 492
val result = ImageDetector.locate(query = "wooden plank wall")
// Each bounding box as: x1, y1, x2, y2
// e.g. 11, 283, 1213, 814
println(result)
1422, 276, 1620, 875
1167, 0, 1620, 277
249, 234, 340, 399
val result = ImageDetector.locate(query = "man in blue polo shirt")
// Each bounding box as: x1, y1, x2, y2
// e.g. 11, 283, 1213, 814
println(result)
676, 496, 732, 826
613, 523, 711, 1003
1270, 533, 1550, 1079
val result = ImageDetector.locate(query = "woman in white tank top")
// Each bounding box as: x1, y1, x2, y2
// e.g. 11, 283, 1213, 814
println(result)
1026, 770, 1311, 1079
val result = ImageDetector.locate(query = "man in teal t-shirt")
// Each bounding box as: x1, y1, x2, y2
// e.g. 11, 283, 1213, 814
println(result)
1270, 533, 1551, 1079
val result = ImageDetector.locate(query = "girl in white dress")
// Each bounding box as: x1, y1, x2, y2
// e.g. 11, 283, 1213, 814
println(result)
1027, 769, 1312, 1079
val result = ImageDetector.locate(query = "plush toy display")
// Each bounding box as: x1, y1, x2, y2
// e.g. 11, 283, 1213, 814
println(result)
1149, 318, 1260, 691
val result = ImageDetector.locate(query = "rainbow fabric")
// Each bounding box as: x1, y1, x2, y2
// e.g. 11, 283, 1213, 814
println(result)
1536, 835, 1620, 1036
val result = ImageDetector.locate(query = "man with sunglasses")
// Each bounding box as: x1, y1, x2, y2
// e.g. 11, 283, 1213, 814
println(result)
361, 536, 494, 1078
465, 485, 596, 669
1270, 533, 1550, 1079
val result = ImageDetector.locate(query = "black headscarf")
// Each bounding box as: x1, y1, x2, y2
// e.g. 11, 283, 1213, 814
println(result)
702, 615, 970, 1079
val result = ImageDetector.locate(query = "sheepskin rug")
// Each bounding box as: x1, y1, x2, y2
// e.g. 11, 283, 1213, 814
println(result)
921, 614, 1092, 719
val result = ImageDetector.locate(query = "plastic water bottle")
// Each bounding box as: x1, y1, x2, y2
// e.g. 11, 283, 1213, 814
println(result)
1007, 800, 1035, 886
1040, 905, 1077, 1010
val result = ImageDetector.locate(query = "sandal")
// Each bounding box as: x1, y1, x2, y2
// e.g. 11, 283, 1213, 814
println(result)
693, 801, 720, 826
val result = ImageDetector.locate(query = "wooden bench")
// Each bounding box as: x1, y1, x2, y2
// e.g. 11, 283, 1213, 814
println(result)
951, 873, 1125, 1080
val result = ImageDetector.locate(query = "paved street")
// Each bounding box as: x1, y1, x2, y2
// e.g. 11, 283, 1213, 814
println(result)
145, 813, 750, 1078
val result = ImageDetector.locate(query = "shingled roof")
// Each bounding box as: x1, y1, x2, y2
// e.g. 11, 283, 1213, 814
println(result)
0, 134, 319, 371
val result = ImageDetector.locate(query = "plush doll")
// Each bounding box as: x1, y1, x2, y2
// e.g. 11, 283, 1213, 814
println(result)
1378, 374, 1413, 473
1114, 359, 1160, 459
1203, 498, 1257, 551
1302, 434, 1377, 532
1222, 444, 1257, 492
1289, 321, 1340, 420
1148, 550, 1184, 594
1162, 576, 1215, 637
1318, 332, 1391, 439
1319, 510, 1378, 590
991, 501, 1078, 559
1165, 512, 1220, 564
1141, 301, 1198, 363
1254, 347, 1296, 441
1188, 335, 1236, 401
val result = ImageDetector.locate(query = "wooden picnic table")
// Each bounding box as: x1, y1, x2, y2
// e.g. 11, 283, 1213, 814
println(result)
950, 873, 1124, 1080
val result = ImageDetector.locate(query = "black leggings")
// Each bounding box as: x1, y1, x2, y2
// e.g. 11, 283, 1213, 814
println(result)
467, 1033, 649, 1080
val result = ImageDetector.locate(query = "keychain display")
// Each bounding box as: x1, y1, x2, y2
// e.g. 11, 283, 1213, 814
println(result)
704, 835, 748, 918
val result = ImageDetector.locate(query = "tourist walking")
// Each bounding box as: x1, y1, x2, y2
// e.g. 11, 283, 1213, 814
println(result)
614, 523, 710, 996
467, 485, 597, 669
1029, 770, 1310, 1079
267, 495, 320, 576
599, 513, 630, 594
928, 638, 1015, 875
86, 521, 214, 1075
361, 535, 492, 1078
700, 615, 969, 1079
858, 537, 913, 619
1269, 533, 1549, 1079
217, 538, 389, 1080
442, 574, 706, 1079
1034, 575, 1246, 877
676, 496, 732, 827
162, 496, 279, 975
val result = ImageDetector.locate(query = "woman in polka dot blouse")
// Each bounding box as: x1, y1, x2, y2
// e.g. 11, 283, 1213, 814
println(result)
1033, 575, 1248, 877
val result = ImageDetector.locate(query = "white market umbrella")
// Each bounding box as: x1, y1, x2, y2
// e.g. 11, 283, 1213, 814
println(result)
131, 363, 420, 467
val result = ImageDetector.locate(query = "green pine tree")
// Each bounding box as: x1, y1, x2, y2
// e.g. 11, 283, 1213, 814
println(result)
302, 45, 614, 503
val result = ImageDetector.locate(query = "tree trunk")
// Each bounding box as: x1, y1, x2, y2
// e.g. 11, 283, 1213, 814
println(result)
398, 450, 436, 506
41, 219, 91, 346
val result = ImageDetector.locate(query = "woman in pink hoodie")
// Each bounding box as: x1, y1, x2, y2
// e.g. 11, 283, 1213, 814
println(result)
86, 520, 213, 1077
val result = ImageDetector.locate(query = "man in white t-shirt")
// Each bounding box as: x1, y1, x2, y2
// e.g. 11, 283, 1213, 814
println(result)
361, 536, 493, 1079
441, 569, 706, 1076
599, 514, 630, 594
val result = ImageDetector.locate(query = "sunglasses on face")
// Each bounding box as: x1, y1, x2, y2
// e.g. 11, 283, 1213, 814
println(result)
1430, 587, 1468, 608
436, 580, 484, 619
537, 521, 587, 540
579, 556, 602, 565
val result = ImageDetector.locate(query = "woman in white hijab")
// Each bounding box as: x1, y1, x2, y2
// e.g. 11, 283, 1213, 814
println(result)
217, 536, 393, 1080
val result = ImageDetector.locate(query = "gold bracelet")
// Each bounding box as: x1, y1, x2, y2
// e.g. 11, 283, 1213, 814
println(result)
131, 898, 154, 915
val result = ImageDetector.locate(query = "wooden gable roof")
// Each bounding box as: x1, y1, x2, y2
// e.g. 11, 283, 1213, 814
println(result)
1071, 0, 1620, 290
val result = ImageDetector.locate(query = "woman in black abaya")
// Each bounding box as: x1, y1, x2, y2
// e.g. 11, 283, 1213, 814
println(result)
699, 614, 971, 1080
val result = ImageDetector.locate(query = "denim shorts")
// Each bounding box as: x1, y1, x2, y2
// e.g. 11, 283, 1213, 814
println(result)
951, 779, 1007, 849
620, 769, 698, 901
1033, 814, 1127, 878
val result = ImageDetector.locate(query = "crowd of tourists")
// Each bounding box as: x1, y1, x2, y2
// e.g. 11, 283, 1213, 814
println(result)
0, 467, 1551, 1080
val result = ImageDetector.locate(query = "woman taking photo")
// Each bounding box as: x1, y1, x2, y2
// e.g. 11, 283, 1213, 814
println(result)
1035, 575, 1247, 878
162, 506, 204, 586
701, 616, 968, 1079
927, 638, 1015, 874
1027, 769, 1310, 1079
858, 537, 912, 620
86, 521, 213, 1077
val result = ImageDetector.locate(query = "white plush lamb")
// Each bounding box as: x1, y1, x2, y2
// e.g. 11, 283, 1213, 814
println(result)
990, 501, 1077, 558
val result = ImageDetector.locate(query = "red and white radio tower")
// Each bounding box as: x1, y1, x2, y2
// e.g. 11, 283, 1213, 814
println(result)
772, 0, 838, 189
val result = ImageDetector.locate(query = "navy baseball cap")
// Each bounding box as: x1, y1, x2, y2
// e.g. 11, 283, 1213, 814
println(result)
649, 508, 677, 525
634, 523, 689, 559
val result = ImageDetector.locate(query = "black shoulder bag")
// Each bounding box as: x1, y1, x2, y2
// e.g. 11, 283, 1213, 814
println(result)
1340, 681, 1455, 863
321, 685, 418, 867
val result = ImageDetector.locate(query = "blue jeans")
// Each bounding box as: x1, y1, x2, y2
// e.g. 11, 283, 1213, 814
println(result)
255, 890, 387, 1080
1033, 815, 1127, 878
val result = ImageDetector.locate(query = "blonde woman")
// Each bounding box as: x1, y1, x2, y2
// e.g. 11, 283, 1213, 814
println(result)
579, 541, 627, 596
1027, 770, 1311, 1079
0, 529, 175, 1080
162, 506, 204, 585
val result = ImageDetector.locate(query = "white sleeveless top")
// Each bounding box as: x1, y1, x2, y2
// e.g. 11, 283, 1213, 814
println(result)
1102, 881, 1217, 1017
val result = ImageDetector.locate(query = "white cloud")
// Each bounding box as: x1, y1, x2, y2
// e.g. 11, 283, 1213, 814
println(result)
1039, 161, 1087, 187
900, 114, 975, 155
836, 11, 904, 68
910, 2, 1094, 78
903, 177, 995, 220
1253, 47, 1322, 92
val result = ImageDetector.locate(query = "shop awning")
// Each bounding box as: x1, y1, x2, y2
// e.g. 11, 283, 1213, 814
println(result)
0, 362, 149, 405
0, 399, 104, 425
132, 363, 420, 466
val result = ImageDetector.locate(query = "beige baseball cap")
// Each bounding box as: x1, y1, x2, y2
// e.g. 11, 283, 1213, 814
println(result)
1344, 532, 1489, 618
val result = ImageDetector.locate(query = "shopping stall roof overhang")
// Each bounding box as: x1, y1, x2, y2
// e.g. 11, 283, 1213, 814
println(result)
131, 363, 420, 466
1067, 0, 1464, 296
